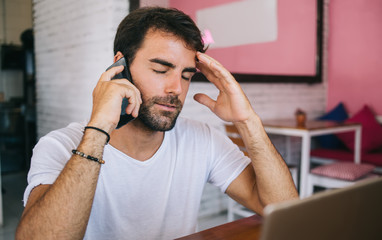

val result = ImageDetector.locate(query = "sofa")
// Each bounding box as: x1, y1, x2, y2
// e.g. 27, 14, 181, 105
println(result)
310, 103, 382, 174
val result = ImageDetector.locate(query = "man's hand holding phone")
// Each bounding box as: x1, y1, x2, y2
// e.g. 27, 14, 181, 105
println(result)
88, 60, 141, 133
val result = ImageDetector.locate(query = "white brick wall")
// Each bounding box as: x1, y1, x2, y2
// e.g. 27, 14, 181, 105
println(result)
182, 82, 326, 130
33, 0, 327, 220
33, 0, 129, 137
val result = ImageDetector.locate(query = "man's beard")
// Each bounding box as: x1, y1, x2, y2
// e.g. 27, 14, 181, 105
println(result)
137, 95, 183, 131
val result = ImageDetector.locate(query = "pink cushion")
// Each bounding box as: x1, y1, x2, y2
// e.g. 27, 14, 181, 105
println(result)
336, 105, 382, 153
311, 162, 375, 181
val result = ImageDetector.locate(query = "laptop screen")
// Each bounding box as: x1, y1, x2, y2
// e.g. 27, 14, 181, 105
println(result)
260, 177, 382, 240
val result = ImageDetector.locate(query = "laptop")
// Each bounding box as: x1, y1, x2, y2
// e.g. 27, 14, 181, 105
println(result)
260, 177, 382, 240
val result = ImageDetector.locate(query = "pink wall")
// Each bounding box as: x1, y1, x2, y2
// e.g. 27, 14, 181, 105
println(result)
170, 0, 317, 76
167, 0, 382, 115
327, 0, 382, 115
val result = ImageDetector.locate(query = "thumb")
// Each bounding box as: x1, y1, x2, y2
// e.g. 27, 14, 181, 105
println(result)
194, 93, 216, 112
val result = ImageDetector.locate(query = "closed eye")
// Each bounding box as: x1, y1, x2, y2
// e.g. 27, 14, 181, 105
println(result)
153, 69, 167, 74
154, 70, 193, 81
182, 73, 193, 81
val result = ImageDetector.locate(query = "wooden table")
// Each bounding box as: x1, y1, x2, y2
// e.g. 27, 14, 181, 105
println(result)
262, 119, 362, 198
176, 215, 262, 240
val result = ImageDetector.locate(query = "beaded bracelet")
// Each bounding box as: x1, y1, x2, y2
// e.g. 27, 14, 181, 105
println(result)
72, 149, 105, 164
84, 126, 110, 144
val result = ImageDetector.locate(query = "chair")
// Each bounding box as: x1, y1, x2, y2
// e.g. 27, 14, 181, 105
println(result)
306, 161, 379, 197
308, 144, 382, 195
224, 124, 298, 222
306, 112, 382, 197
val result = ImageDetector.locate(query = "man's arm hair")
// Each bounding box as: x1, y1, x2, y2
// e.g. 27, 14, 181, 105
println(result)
16, 57, 139, 239
226, 115, 298, 216
15, 129, 107, 239
194, 52, 298, 215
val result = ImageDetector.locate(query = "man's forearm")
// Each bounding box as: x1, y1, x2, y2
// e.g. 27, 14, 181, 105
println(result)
16, 129, 108, 239
234, 113, 299, 206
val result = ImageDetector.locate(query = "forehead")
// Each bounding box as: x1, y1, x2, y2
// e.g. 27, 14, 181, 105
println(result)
142, 28, 192, 49
135, 29, 196, 65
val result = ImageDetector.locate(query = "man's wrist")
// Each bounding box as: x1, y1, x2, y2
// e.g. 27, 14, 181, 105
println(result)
233, 112, 261, 130
232, 112, 267, 143
82, 122, 113, 148
84, 126, 110, 144
87, 119, 115, 135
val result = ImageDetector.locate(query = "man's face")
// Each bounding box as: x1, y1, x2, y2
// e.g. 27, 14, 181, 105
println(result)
129, 29, 197, 131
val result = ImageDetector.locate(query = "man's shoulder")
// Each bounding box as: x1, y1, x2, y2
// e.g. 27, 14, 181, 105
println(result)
31, 122, 86, 167
43, 121, 86, 145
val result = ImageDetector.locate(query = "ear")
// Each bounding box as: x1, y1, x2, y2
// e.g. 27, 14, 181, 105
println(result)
113, 51, 124, 63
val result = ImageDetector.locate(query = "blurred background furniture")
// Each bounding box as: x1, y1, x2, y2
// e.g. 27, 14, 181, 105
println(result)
308, 104, 382, 196
0, 29, 37, 226
262, 119, 361, 198
0, 101, 25, 173
306, 162, 379, 196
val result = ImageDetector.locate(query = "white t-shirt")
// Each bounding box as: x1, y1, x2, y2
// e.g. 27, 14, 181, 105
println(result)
24, 117, 250, 239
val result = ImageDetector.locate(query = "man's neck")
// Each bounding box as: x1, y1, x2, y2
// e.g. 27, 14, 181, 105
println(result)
109, 120, 165, 161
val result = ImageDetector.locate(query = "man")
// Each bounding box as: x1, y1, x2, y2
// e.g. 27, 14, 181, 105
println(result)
16, 7, 298, 240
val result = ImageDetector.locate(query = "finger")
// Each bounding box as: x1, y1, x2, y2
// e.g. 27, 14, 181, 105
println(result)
131, 104, 140, 118
197, 52, 224, 68
124, 100, 137, 116
196, 62, 224, 90
196, 56, 219, 81
196, 55, 235, 91
122, 88, 141, 118
131, 92, 142, 117
197, 52, 234, 82
100, 65, 125, 82
109, 78, 134, 86
193, 93, 216, 112
108, 78, 142, 115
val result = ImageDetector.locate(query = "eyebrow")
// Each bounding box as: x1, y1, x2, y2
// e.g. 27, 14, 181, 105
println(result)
183, 67, 197, 73
150, 58, 175, 68
149, 58, 197, 73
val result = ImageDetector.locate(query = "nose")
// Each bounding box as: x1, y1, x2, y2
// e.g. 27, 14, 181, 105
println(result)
165, 72, 183, 95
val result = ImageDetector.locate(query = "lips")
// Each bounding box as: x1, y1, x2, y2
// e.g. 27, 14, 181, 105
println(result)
157, 103, 176, 108
148, 96, 182, 112
155, 102, 178, 111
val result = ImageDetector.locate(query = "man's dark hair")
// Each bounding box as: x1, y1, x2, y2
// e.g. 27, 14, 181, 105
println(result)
114, 7, 205, 64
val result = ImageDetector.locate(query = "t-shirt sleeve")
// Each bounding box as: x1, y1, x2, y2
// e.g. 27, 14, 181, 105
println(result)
206, 126, 251, 193
23, 125, 83, 206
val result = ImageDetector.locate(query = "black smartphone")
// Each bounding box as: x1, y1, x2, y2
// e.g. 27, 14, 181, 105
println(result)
105, 57, 135, 128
